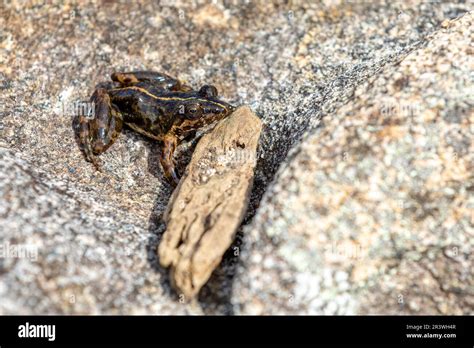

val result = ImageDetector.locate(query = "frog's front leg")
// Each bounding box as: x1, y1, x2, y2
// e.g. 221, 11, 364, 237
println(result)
111, 71, 192, 92
79, 88, 123, 169
160, 134, 180, 186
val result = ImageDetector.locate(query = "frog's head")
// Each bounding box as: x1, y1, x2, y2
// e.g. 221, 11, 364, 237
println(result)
175, 85, 235, 127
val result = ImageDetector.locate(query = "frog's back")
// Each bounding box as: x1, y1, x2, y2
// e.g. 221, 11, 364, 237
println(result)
108, 87, 178, 139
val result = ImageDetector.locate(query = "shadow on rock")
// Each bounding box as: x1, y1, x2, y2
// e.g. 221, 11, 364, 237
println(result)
145, 133, 247, 314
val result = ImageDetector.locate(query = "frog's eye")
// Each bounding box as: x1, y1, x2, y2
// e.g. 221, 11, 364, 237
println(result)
185, 103, 202, 118
199, 85, 218, 98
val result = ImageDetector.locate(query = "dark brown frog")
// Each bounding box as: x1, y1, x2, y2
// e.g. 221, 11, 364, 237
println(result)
79, 71, 235, 185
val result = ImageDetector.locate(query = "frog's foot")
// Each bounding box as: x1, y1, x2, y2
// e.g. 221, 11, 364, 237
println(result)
79, 88, 123, 169
111, 71, 192, 92
160, 134, 180, 186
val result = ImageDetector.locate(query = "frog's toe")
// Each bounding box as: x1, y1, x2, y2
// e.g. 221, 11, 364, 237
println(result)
169, 168, 180, 186
82, 147, 102, 171
89, 155, 102, 171
160, 158, 181, 186
91, 137, 108, 155
81, 141, 101, 171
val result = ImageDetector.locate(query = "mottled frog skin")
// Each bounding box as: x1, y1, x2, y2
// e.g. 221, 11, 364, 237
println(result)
79, 71, 235, 185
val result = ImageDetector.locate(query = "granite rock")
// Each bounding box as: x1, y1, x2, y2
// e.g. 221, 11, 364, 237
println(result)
232, 11, 474, 315
0, 1, 472, 314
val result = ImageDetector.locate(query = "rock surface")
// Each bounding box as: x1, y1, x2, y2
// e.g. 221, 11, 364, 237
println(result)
0, 1, 472, 314
233, 12, 474, 314
159, 106, 261, 299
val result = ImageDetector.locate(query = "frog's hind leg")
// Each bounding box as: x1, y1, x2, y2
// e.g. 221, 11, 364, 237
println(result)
79, 88, 123, 169
111, 71, 192, 92
79, 116, 98, 168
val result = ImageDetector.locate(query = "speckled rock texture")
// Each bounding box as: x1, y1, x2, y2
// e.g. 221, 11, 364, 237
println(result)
233, 11, 474, 315
0, 1, 472, 314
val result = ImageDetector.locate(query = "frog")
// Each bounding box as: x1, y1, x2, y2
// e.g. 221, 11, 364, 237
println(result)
78, 71, 236, 185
